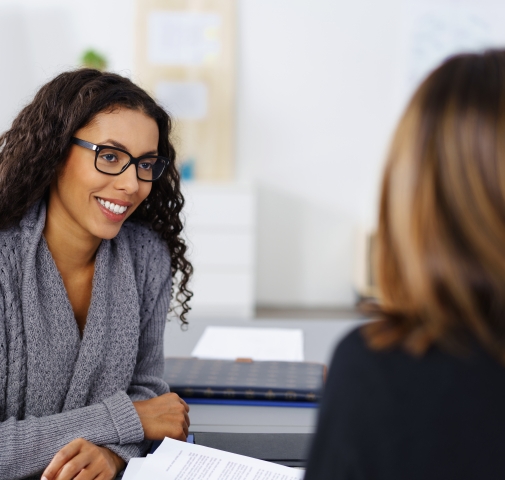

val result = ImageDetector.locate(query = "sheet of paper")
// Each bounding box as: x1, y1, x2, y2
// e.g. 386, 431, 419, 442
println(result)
156, 81, 208, 120
147, 12, 221, 66
132, 437, 304, 480
191, 326, 304, 361
122, 457, 146, 480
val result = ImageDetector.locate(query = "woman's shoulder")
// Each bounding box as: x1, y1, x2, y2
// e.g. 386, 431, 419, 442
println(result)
118, 220, 171, 274
120, 221, 169, 253
0, 223, 21, 243
0, 223, 23, 262
332, 324, 435, 375
325, 326, 379, 391
330, 322, 505, 397
118, 221, 172, 321
0, 224, 24, 304
0, 199, 44, 253
328, 325, 422, 390
332, 325, 377, 367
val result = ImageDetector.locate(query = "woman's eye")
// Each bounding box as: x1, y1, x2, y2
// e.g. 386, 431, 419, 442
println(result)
102, 153, 118, 163
139, 161, 153, 170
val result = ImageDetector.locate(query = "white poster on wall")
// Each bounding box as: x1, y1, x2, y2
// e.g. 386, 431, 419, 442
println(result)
147, 11, 221, 66
401, 0, 505, 97
156, 81, 208, 120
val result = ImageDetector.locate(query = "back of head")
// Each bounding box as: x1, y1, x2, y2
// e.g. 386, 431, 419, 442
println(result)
368, 49, 505, 358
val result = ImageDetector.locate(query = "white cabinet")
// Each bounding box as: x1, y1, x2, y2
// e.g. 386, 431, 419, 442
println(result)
182, 182, 256, 318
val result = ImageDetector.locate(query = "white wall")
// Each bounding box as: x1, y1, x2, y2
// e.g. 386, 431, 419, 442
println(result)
0, 0, 135, 130
237, 0, 404, 306
1, 0, 502, 309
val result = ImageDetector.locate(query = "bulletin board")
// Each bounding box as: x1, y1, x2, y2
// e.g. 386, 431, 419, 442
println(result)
135, 0, 236, 181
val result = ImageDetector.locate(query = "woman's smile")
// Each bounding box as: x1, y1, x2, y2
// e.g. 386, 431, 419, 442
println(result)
96, 197, 130, 215
95, 197, 129, 222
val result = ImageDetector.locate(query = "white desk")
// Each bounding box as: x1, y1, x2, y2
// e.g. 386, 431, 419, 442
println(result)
163, 317, 365, 434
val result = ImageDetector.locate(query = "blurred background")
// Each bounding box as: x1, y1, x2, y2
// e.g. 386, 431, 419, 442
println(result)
1, 0, 504, 320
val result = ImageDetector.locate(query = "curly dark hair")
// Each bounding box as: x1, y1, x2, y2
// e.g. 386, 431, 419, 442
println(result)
0, 68, 193, 324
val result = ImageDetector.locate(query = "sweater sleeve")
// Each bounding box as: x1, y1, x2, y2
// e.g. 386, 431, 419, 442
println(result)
0, 392, 144, 479
103, 229, 172, 462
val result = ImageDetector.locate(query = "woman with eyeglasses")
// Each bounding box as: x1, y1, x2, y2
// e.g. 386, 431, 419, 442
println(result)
0, 69, 193, 480
304, 49, 505, 480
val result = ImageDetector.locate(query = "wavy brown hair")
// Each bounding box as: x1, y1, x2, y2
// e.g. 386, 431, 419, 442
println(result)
0, 68, 193, 324
365, 50, 505, 359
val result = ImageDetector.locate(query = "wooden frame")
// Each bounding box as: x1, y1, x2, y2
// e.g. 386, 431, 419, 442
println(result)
135, 0, 236, 180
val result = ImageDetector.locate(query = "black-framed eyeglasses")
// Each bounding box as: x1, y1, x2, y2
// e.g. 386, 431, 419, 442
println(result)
71, 137, 169, 182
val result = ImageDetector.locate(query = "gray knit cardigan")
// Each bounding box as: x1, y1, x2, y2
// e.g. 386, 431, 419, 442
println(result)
0, 201, 171, 479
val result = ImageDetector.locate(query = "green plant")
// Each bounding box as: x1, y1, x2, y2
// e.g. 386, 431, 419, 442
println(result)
80, 49, 108, 71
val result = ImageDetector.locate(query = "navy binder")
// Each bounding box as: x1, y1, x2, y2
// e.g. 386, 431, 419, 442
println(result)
163, 357, 326, 405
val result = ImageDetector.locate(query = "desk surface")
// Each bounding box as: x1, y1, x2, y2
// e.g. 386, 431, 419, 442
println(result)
163, 317, 365, 434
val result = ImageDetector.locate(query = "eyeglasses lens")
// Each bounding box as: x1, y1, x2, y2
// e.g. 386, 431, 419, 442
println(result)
137, 157, 164, 181
96, 146, 165, 181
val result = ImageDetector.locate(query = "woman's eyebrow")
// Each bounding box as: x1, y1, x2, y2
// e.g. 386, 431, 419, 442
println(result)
101, 138, 158, 155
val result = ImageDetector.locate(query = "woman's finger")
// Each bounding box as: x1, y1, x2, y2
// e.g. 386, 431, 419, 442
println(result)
47, 442, 118, 480
181, 417, 190, 438
53, 458, 90, 480
72, 446, 121, 480
53, 446, 97, 480
72, 460, 103, 480
180, 397, 190, 412
42, 438, 86, 480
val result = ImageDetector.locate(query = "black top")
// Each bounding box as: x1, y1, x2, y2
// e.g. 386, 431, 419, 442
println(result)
304, 327, 505, 480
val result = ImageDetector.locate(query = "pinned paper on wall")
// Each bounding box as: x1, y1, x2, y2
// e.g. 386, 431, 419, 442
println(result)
156, 81, 208, 120
401, 0, 504, 95
147, 12, 221, 66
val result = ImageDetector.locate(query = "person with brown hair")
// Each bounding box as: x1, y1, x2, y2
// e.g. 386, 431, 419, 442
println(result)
0, 69, 193, 479
304, 49, 505, 479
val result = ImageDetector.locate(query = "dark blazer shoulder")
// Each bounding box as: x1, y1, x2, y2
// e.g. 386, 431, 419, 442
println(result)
331, 325, 379, 372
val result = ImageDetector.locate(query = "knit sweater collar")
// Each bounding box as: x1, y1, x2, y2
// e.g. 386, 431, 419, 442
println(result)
16, 200, 141, 418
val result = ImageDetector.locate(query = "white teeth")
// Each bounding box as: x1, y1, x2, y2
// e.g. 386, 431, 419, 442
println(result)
97, 198, 128, 215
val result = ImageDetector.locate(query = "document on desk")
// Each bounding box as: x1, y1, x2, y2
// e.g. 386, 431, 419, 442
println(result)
191, 326, 304, 361
122, 457, 146, 480
127, 437, 305, 480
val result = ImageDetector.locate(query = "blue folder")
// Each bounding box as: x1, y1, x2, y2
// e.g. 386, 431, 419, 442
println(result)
163, 357, 326, 406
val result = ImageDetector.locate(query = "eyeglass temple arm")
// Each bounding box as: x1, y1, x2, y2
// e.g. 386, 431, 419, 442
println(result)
71, 137, 98, 151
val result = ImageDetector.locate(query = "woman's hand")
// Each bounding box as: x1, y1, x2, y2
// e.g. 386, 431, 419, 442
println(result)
41, 438, 125, 480
133, 392, 190, 440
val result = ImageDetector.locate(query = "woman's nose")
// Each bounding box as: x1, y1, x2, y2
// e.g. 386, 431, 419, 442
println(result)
114, 163, 140, 194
